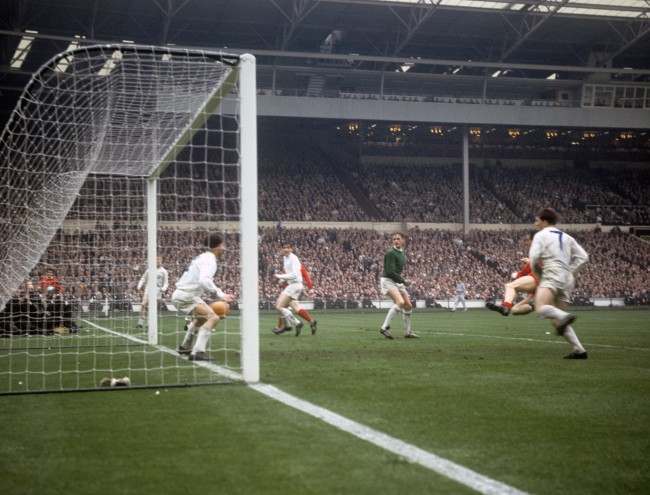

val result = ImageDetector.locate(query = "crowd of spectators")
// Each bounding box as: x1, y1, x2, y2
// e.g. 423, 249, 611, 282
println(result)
258, 159, 366, 221
275, 161, 650, 225
26, 226, 650, 310
63, 154, 650, 226
361, 164, 521, 223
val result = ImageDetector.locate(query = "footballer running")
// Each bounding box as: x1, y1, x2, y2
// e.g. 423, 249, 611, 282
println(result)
529, 208, 589, 359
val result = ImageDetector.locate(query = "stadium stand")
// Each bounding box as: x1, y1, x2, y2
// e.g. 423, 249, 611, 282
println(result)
31, 226, 650, 309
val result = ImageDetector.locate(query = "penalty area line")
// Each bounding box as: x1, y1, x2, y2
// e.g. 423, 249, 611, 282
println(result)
83, 319, 527, 495
431, 331, 650, 352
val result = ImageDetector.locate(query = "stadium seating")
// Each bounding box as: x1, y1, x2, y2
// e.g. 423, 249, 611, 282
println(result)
33, 227, 650, 306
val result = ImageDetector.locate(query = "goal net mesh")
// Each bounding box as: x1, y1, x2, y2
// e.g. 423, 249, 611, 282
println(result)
0, 45, 245, 393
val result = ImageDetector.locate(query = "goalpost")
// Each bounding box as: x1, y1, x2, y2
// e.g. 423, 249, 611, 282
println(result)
0, 45, 259, 393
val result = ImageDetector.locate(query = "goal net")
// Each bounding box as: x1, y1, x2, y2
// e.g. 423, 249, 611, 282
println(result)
0, 45, 259, 393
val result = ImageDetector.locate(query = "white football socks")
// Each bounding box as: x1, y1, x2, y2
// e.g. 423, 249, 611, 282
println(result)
181, 321, 196, 347
382, 304, 401, 330
563, 325, 586, 353
402, 310, 412, 334
539, 305, 569, 321
280, 307, 300, 327
192, 326, 212, 354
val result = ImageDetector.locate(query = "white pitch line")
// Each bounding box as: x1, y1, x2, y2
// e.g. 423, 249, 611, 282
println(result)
82, 320, 241, 381
431, 331, 650, 352
250, 382, 527, 495
82, 319, 528, 495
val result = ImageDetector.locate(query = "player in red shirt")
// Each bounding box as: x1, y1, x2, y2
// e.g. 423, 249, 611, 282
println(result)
273, 263, 318, 335
39, 269, 63, 294
487, 233, 539, 317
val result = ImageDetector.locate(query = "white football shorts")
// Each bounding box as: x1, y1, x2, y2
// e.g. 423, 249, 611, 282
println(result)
282, 282, 304, 300
171, 289, 207, 314
539, 269, 575, 304
380, 277, 406, 296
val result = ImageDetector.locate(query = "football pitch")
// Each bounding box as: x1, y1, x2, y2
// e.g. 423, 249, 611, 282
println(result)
1, 308, 649, 494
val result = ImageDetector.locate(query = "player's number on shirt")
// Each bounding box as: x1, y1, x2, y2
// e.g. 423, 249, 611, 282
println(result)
550, 230, 564, 249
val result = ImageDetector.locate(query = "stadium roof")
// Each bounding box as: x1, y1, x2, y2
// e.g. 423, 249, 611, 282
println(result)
335, 1, 650, 20
1, 0, 649, 125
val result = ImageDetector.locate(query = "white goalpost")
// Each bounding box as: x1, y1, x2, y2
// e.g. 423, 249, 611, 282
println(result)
0, 45, 259, 393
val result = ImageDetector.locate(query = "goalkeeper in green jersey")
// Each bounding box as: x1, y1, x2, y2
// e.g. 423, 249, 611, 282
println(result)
379, 232, 418, 339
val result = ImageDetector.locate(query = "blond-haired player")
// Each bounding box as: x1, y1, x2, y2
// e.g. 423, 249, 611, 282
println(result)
273, 241, 306, 336
379, 232, 418, 339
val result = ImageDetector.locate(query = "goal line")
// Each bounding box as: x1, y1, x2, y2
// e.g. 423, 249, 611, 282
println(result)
85, 319, 527, 495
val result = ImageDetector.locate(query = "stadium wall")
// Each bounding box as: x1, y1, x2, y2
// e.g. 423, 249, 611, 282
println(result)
257, 96, 650, 129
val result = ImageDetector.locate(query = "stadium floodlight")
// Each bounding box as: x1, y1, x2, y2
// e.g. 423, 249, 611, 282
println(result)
54, 35, 83, 73
0, 45, 259, 393
10, 30, 38, 69
98, 49, 123, 76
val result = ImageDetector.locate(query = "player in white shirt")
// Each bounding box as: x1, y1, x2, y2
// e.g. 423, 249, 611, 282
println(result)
136, 256, 169, 328
172, 233, 235, 361
452, 282, 467, 312
273, 241, 305, 336
529, 208, 589, 359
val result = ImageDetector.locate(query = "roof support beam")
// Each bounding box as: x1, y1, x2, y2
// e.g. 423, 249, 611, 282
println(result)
499, 0, 569, 62
152, 0, 194, 44
320, 0, 650, 19
388, 0, 442, 56
603, 20, 650, 65
268, 0, 321, 50
2, 29, 650, 76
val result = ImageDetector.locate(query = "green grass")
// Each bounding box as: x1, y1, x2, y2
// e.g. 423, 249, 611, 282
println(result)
1, 309, 650, 494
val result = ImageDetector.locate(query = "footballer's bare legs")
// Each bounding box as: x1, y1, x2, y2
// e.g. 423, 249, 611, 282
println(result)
380, 287, 403, 339
535, 288, 585, 357
382, 288, 417, 339
535, 287, 571, 328
557, 300, 586, 356
137, 297, 148, 328
400, 290, 417, 338
290, 300, 317, 335
178, 315, 205, 354
511, 295, 534, 316
496, 276, 537, 315
188, 303, 220, 360
275, 293, 302, 335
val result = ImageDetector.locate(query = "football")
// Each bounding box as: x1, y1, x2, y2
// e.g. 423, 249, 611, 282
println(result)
210, 300, 230, 317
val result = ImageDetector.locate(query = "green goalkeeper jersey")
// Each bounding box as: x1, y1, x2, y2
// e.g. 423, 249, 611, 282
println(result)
382, 248, 406, 284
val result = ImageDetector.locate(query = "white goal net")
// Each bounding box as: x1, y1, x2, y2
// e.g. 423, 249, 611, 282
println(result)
0, 45, 259, 393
